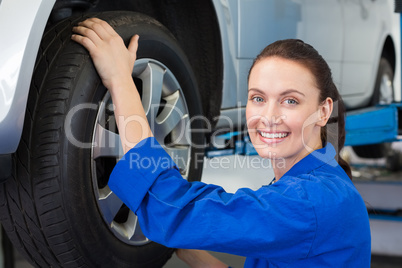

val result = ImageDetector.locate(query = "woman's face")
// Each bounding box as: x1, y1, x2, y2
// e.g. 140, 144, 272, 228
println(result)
246, 57, 331, 168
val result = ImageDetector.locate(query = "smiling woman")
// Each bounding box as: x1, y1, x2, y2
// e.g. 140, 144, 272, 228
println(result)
72, 18, 370, 266
247, 39, 352, 178
246, 53, 334, 179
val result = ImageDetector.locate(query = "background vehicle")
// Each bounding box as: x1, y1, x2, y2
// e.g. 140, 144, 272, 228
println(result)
0, 0, 400, 266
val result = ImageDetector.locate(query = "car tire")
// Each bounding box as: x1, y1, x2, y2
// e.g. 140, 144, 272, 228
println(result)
0, 11, 204, 267
352, 57, 394, 159
1, 226, 14, 268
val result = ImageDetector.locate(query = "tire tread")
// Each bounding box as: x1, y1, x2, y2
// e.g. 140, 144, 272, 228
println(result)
0, 16, 85, 267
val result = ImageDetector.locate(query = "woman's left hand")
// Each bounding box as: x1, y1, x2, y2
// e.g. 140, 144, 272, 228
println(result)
176, 249, 229, 268
71, 18, 139, 91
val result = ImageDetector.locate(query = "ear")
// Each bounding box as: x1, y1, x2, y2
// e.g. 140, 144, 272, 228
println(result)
316, 97, 333, 127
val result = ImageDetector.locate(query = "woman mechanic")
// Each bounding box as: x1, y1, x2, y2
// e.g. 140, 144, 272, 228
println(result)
72, 18, 371, 267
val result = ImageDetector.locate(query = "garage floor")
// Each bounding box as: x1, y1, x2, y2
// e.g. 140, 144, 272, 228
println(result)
10, 146, 402, 267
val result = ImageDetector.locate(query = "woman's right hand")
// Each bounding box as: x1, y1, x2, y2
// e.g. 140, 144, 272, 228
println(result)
72, 18, 153, 151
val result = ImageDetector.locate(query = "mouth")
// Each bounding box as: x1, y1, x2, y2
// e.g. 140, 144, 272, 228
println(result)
257, 130, 290, 139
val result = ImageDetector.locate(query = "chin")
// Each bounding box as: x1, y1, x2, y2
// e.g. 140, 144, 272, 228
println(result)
255, 147, 283, 159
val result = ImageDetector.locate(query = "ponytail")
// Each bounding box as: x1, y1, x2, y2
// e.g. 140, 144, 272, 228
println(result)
322, 93, 352, 179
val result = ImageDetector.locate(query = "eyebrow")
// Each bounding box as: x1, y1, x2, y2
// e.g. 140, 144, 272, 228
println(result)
248, 88, 306, 97
280, 89, 305, 97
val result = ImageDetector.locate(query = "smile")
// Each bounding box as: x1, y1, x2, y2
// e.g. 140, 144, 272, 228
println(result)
258, 131, 289, 139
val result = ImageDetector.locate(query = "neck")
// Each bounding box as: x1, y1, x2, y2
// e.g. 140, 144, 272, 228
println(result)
272, 160, 293, 180
272, 140, 324, 181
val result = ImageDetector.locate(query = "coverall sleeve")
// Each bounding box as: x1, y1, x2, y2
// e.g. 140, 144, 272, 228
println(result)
109, 137, 317, 260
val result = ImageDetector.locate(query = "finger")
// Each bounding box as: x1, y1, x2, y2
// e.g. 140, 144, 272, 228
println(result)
71, 33, 97, 52
72, 25, 102, 46
90, 18, 118, 37
128, 35, 139, 55
78, 18, 117, 40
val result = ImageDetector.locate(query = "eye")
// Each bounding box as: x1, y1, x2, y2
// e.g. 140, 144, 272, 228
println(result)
283, 98, 298, 105
250, 96, 264, 103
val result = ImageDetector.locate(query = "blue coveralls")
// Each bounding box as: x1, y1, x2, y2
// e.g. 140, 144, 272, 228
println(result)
110, 137, 371, 267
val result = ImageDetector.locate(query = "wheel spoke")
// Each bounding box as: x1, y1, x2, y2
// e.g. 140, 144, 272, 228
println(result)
98, 186, 123, 225
164, 145, 190, 174
93, 123, 123, 159
138, 62, 165, 120
111, 211, 148, 244
170, 116, 192, 146
127, 211, 148, 242
122, 211, 136, 240
154, 91, 188, 141
163, 68, 181, 95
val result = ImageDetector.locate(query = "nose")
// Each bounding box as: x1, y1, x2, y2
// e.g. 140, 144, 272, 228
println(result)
260, 102, 284, 127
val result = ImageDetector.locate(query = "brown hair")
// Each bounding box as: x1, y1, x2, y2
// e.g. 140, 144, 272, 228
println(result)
249, 39, 352, 179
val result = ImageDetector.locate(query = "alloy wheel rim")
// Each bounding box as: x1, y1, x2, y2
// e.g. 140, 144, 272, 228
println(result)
91, 58, 192, 245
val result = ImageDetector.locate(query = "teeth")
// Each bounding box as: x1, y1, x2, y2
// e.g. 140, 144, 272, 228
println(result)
260, 132, 288, 139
